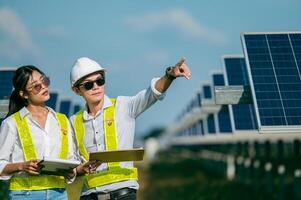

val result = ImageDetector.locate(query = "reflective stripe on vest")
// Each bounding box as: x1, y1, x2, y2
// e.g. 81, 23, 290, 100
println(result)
74, 98, 138, 189
10, 112, 69, 190
74, 110, 89, 160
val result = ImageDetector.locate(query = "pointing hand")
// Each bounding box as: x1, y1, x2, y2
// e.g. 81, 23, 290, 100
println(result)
168, 58, 191, 80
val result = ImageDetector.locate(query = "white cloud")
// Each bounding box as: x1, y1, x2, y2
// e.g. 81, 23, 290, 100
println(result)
43, 26, 69, 38
125, 9, 226, 44
0, 7, 41, 60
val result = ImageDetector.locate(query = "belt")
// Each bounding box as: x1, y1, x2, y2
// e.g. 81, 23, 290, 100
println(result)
81, 188, 136, 200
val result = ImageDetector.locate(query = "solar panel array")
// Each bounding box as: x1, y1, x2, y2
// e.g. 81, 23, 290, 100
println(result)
242, 32, 301, 130
173, 31, 301, 139
223, 56, 257, 131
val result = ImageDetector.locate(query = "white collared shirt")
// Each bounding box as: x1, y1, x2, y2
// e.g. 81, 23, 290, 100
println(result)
69, 78, 165, 194
0, 106, 77, 180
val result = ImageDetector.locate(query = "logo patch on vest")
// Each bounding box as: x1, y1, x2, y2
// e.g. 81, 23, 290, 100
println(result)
106, 119, 114, 126
61, 128, 68, 135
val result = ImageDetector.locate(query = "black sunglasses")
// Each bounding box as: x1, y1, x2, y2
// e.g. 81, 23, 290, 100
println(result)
78, 77, 105, 91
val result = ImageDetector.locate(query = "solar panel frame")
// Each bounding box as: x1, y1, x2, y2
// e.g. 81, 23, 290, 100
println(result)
241, 31, 301, 133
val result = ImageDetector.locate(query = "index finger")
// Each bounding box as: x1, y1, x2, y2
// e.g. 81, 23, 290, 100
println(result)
176, 57, 185, 67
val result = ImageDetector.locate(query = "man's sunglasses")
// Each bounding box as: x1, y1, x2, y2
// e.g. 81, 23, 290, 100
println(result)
78, 77, 105, 91
28, 76, 50, 94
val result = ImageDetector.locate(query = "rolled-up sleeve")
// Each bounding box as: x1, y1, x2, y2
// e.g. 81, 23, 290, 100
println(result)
150, 77, 166, 100
0, 120, 16, 180
127, 78, 166, 118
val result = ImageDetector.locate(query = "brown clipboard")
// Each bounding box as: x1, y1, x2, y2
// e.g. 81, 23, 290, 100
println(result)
89, 148, 144, 162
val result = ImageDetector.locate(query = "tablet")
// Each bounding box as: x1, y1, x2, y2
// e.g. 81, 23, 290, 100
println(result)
38, 158, 80, 175
89, 148, 144, 162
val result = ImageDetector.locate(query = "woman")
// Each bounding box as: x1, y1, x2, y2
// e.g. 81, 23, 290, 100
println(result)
0, 65, 77, 200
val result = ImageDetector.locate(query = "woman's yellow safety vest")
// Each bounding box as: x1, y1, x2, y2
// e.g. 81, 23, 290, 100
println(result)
74, 98, 138, 189
9, 112, 69, 190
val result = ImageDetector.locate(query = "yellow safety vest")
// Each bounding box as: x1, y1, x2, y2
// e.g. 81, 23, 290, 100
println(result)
74, 98, 138, 189
9, 112, 69, 190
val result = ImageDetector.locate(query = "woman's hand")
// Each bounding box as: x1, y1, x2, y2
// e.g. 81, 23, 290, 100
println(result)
18, 160, 41, 175
64, 168, 76, 181
76, 160, 102, 175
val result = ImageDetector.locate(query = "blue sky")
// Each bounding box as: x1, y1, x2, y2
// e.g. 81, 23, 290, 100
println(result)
0, 1, 300, 137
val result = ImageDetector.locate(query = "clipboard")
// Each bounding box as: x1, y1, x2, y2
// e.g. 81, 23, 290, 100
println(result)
38, 158, 80, 175
89, 148, 144, 162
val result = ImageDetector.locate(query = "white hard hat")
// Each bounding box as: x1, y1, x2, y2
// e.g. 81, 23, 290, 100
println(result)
70, 57, 105, 87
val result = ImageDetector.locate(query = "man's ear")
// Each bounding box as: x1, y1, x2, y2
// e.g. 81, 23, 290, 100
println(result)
19, 91, 28, 99
72, 87, 82, 96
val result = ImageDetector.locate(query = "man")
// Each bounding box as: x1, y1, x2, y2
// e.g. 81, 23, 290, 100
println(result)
69, 57, 191, 200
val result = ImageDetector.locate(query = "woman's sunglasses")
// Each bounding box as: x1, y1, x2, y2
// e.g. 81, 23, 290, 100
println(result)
78, 77, 105, 91
28, 76, 50, 94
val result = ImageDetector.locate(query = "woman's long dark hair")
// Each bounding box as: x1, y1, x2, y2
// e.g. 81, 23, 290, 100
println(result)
5, 65, 45, 118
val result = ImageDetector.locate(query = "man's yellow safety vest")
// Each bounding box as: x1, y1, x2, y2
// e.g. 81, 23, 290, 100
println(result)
74, 98, 138, 189
9, 112, 69, 190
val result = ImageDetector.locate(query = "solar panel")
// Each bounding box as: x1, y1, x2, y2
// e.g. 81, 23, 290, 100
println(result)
241, 32, 301, 132
46, 92, 59, 111
59, 99, 72, 117
222, 55, 257, 131
194, 91, 203, 135
201, 82, 216, 134
211, 72, 232, 133
206, 114, 216, 134
202, 83, 212, 99
198, 119, 204, 135
73, 104, 82, 114
192, 124, 198, 136
0, 69, 15, 99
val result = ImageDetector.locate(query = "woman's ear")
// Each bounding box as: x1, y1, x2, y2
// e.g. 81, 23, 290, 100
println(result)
19, 91, 28, 99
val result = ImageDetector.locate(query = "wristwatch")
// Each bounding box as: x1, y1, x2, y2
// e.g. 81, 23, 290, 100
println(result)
165, 66, 176, 80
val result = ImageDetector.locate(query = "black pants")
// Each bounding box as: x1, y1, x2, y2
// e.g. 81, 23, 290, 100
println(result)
80, 188, 136, 200
113, 192, 136, 200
